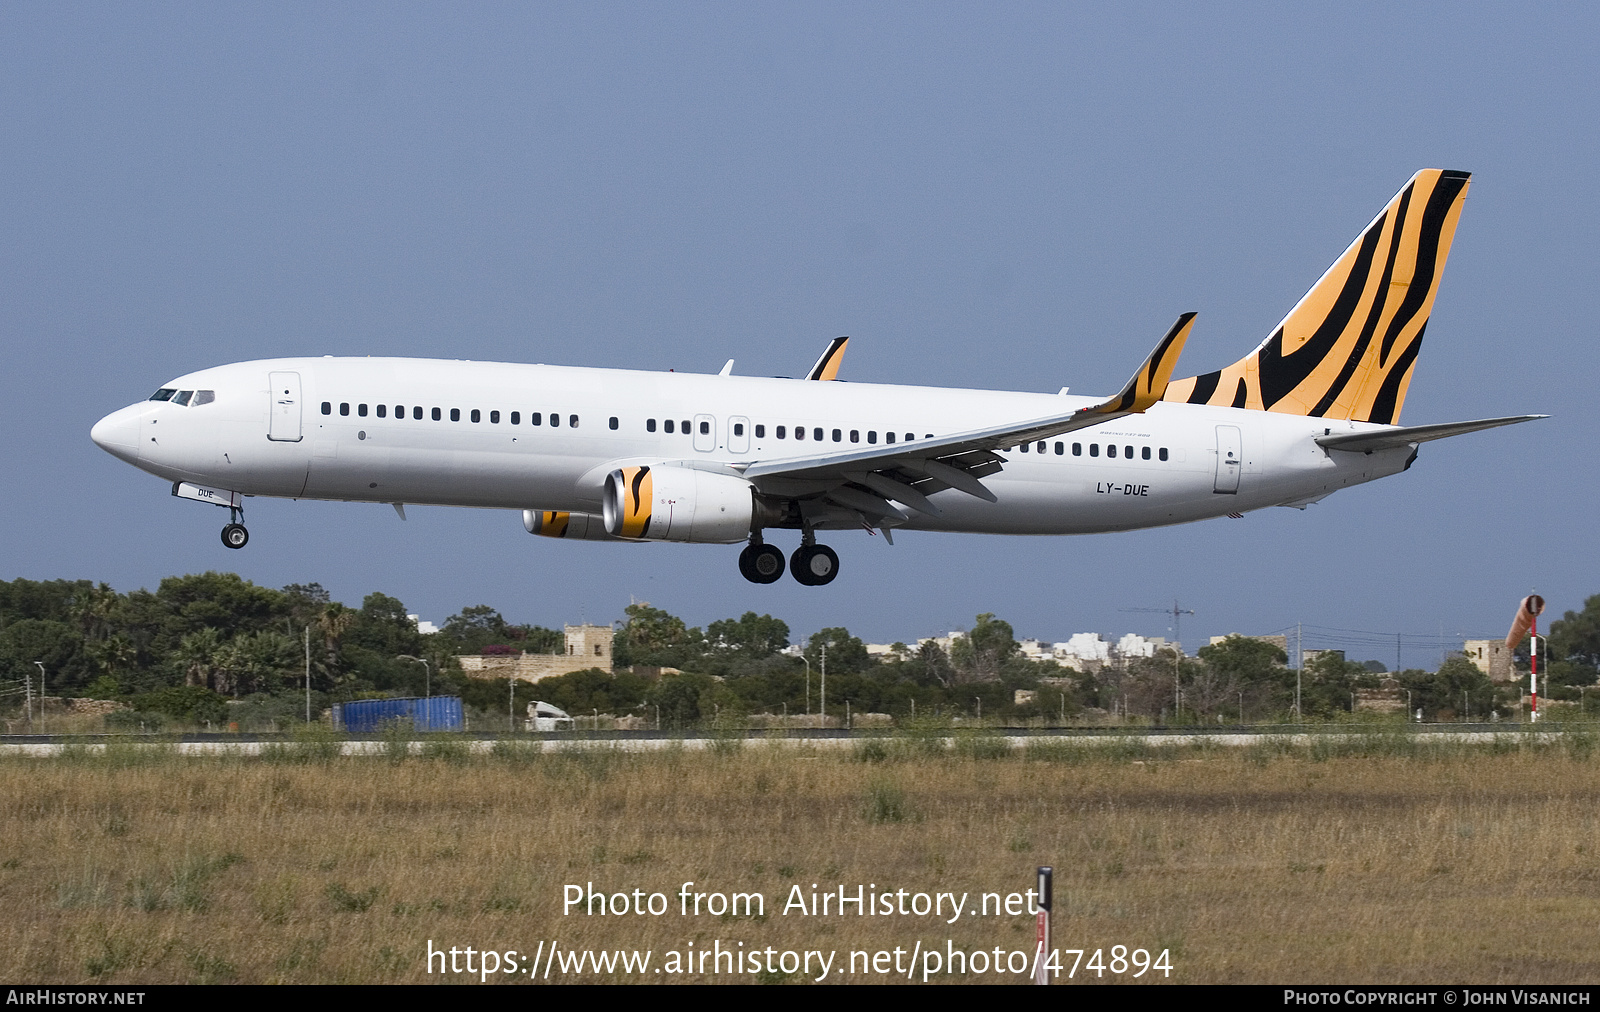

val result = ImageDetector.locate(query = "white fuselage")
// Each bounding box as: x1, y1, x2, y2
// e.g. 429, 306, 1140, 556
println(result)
90, 357, 1416, 536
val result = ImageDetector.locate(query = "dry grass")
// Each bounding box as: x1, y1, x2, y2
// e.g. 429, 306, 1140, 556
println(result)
1, 732, 1597, 984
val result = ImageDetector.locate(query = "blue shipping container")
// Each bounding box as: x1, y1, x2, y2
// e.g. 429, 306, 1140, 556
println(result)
333, 696, 464, 733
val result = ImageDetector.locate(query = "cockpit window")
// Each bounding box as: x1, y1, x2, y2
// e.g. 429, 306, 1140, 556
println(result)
149, 388, 177, 401
192, 390, 215, 406
172, 390, 194, 406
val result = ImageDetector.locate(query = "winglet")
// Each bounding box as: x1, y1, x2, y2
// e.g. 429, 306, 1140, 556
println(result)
807, 337, 850, 381
1088, 313, 1195, 415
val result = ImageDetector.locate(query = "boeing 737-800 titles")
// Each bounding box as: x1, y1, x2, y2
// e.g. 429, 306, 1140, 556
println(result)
91, 169, 1540, 586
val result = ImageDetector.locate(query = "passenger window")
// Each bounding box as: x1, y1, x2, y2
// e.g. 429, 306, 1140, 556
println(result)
1125, 445, 1133, 458
1073, 443, 1081, 455
149, 388, 177, 401
886, 432, 896, 444
849, 430, 858, 443
532, 412, 542, 426
794, 427, 805, 441
1038, 441, 1047, 453
699, 421, 710, 435
193, 390, 215, 406
1159, 447, 1169, 461
510, 411, 520, 425
680, 419, 689, 433
1107, 444, 1116, 458
1142, 446, 1150, 460
377, 405, 387, 418
432, 407, 442, 421
1055, 442, 1063, 455
609, 417, 618, 430
321, 402, 332, 415
355, 404, 365, 417
337, 401, 350, 416
832, 429, 842, 442
663, 419, 673, 433
867, 431, 877, 444
451, 408, 461, 422
777, 425, 786, 438
490, 410, 500, 424
571, 415, 579, 428
925, 433, 933, 439
413, 406, 423, 420
906, 433, 915, 442
394, 405, 404, 418
1019, 442, 1029, 453
1090, 444, 1099, 457
551, 413, 560, 428
647, 419, 656, 432
733, 422, 744, 436
755, 424, 765, 438
815, 428, 824, 441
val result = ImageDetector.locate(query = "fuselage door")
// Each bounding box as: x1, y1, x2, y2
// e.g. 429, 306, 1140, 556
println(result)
268, 372, 303, 442
727, 415, 751, 454
1214, 424, 1241, 494
693, 413, 716, 453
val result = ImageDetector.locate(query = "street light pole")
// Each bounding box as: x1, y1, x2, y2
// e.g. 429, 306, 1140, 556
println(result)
397, 655, 432, 698
33, 662, 46, 734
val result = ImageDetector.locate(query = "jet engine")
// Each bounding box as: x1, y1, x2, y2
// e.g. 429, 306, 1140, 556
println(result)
522, 509, 627, 541
602, 465, 759, 544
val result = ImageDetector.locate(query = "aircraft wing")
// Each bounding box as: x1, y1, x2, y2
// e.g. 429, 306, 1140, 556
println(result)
740, 314, 1195, 520
1315, 414, 1546, 453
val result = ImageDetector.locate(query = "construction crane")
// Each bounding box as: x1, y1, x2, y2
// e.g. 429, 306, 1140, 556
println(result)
1121, 600, 1195, 655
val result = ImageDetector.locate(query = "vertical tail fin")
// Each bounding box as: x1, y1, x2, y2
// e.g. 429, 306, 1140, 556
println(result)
1163, 169, 1471, 424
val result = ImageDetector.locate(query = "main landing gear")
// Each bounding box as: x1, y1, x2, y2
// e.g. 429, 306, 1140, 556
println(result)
737, 538, 786, 584
220, 507, 249, 550
740, 532, 839, 586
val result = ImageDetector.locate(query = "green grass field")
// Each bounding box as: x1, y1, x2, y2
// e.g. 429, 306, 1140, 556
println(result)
2, 732, 1597, 984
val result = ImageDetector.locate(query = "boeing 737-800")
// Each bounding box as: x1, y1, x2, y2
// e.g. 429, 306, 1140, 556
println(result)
91, 169, 1540, 586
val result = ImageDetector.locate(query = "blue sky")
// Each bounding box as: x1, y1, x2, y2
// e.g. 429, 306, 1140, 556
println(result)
3, 4, 1595, 667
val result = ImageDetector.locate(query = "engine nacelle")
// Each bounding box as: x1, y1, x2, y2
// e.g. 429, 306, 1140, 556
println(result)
522, 510, 628, 541
602, 465, 756, 544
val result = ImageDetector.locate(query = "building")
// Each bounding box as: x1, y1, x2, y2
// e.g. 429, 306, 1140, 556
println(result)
1463, 639, 1514, 684
458, 624, 614, 684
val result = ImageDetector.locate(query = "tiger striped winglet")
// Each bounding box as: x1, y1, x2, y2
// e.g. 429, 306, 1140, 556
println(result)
1086, 312, 1196, 416
806, 337, 850, 381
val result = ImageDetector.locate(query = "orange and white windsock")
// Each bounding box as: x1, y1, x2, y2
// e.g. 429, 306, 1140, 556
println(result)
1505, 595, 1545, 650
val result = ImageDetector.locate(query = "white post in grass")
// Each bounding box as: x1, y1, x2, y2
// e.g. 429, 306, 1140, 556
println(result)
1034, 866, 1053, 984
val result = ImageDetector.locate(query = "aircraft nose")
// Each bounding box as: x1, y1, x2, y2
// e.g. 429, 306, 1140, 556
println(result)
90, 404, 144, 463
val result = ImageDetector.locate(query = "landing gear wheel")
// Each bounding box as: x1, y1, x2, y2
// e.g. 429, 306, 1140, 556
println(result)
739, 543, 786, 584
789, 543, 839, 586
221, 523, 249, 549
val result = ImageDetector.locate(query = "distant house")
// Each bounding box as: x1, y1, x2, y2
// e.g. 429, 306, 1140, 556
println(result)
1463, 639, 1514, 684
458, 624, 614, 684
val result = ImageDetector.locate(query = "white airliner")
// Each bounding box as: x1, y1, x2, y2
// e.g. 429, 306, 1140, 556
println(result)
91, 169, 1539, 586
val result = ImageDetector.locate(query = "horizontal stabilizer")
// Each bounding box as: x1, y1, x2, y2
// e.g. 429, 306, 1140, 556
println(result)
1316, 414, 1546, 453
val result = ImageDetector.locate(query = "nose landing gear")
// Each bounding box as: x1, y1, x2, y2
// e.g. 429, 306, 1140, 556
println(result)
220, 506, 249, 549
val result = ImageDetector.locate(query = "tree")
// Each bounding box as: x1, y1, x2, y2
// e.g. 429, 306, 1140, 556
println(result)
706, 612, 789, 659
1399, 658, 1495, 721
1546, 595, 1600, 685
1196, 635, 1292, 718
949, 614, 1018, 683
804, 627, 870, 674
